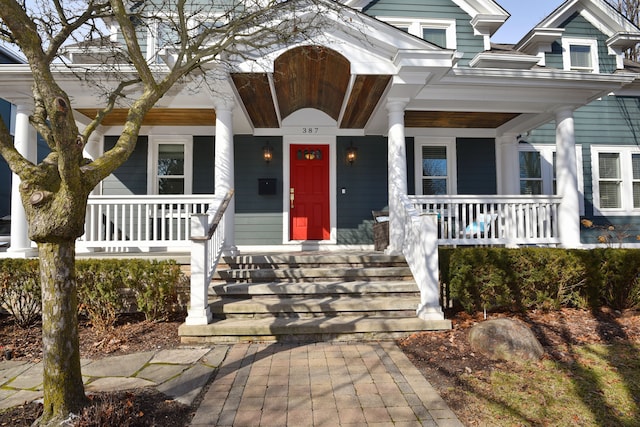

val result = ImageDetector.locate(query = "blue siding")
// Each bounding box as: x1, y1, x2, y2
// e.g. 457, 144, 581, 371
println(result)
544, 12, 617, 73
0, 100, 11, 217
193, 136, 215, 194
234, 135, 283, 245
363, 0, 484, 66
337, 136, 388, 244
102, 136, 149, 195
528, 95, 640, 243
456, 138, 496, 194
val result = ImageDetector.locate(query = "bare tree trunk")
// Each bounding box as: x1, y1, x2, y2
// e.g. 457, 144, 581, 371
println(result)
38, 241, 87, 425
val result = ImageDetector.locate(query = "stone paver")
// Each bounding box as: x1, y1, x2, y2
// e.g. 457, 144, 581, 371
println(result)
0, 342, 463, 427
82, 351, 155, 377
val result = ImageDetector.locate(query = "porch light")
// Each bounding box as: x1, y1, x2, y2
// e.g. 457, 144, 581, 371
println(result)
263, 142, 273, 163
346, 142, 357, 165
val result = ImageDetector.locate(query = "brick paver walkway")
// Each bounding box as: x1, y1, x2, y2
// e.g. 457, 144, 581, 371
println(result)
190, 342, 463, 427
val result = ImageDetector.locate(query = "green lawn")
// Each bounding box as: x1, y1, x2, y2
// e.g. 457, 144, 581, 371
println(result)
459, 343, 640, 426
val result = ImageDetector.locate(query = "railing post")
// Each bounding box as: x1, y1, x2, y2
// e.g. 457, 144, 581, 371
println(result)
185, 213, 213, 325
415, 213, 445, 320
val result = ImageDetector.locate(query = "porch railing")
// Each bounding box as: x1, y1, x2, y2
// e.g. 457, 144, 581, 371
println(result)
78, 195, 213, 250
399, 194, 445, 321
408, 195, 562, 246
186, 190, 234, 325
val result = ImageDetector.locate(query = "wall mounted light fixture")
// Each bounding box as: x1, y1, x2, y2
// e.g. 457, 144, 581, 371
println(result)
263, 141, 273, 163
346, 142, 357, 165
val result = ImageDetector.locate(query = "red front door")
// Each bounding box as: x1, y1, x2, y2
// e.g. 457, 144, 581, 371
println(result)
290, 144, 330, 240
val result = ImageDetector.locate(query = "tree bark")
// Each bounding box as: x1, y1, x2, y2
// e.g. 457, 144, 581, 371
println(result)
38, 241, 87, 425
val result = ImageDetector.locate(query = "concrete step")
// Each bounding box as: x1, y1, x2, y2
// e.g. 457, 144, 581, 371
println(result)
221, 253, 408, 269
215, 266, 413, 283
209, 280, 420, 297
209, 295, 420, 318
179, 316, 452, 344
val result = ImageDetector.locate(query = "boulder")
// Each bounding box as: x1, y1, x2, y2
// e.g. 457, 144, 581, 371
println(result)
468, 318, 544, 363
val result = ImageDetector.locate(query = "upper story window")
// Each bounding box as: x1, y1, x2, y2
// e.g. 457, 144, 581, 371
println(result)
591, 146, 640, 215
148, 136, 193, 195
562, 38, 599, 73
415, 137, 457, 195
379, 17, 457, 50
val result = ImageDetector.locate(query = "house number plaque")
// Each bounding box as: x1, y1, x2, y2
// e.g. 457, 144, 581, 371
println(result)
301, 127, 319, 134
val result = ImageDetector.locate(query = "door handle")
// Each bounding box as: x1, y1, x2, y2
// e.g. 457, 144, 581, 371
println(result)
290, 188, 295, 209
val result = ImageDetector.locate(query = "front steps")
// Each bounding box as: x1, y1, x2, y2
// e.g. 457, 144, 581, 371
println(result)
179, 252, 451, 344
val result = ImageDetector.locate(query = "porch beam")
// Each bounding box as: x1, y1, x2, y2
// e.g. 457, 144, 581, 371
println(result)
555, 108, 581, 248
386, 98, 409, 255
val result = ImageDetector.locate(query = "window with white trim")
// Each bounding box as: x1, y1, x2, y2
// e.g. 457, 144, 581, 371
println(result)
519, 144, 584, 214
415, 138, 457, 195
148, 137, 193, 195
562, 38, 599, 73
591, 146, 640, 215
378, 17, 457, 49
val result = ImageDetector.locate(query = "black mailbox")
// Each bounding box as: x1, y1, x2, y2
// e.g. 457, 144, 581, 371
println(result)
258, 178, 277, 195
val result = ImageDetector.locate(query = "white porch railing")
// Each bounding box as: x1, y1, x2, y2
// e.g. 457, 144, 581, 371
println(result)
186, 190, 234, 325
408, 195, 562, 246
78, 195, 213, 250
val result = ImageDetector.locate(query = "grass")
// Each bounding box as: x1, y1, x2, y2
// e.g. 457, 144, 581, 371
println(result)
460, 343, 640, 426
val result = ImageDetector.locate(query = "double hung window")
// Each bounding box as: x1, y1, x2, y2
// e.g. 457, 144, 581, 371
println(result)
379, 17, 457, 49
148, 137, 193, 195
592, 146, 640, 215
562, 38, 599, 73
415, 138, 456, 195
519, 144, 584, 214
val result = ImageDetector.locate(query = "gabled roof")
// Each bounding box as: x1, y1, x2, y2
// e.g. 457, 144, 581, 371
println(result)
516, 0, 640, 54
0, 45, 25, 64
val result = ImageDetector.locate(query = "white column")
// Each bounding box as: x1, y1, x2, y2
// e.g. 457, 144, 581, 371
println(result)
386, 99, 409, 255
8, 104, 37, 255
83, 132, 103, 195
214, 101, 237, 255
555, 108, 581, 248
498, 134, 520, 195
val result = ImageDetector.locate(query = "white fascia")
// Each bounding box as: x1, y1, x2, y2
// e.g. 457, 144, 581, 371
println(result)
469, 52, 541, 70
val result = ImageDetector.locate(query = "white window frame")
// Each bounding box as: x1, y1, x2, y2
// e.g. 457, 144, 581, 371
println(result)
378, 17, 457, 49
591, 145, 640, 216
414, 137, 457, 195
519, 143, 584, 215
147, 136, 193, 195
562, 37, 599, 73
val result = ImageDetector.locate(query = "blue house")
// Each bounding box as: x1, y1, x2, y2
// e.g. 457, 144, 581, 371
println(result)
1, 0, 640, 324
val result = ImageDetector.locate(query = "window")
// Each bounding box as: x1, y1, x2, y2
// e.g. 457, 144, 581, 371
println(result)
422, 28, 447, 48
591, 146, 640, 215
379, 17, 457, 49
519, 144, 584, 214
147, 21, 180, 63
519, 151, 542, 195
415, 138, 456, 195
562, 38, 599, 73
148, 137, 193, 194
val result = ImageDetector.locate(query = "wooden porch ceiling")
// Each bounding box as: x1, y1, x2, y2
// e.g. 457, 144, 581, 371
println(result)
231, 45, 519, 130
76, 108, 216, 126
232, 46, 392, 129
405, 111, 520, 128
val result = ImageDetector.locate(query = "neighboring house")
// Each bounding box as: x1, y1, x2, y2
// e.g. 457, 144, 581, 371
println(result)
1, 0, 640, 255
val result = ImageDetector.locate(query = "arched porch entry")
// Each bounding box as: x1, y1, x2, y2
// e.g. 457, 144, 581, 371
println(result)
231, 45, 392, 243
